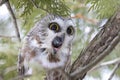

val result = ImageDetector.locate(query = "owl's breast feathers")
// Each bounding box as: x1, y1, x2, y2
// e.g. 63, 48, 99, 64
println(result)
48, 53, 60, 62
18, 35, 71, 76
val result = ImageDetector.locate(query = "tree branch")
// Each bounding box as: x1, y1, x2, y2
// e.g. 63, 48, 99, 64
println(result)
0, 35, 16, 38
72, 13, 98, 24
5, 0, 21, 42
90, 58, 120, 71
4, 66, 17, 75
70, 31, 120, 79
10, 74, 31, 80
29, 0, 38, 8
70, 10, 120, 80
0, 0, 8, 6
108, 63, 120, 80
29, 0, 49, 12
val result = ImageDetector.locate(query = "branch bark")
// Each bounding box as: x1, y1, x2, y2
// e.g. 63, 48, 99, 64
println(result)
69, 10, 120, 80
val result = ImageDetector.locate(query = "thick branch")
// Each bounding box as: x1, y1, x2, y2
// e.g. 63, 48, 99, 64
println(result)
5, 1, 21, 42
70, 10, 120, 80
71, 31, 120, 79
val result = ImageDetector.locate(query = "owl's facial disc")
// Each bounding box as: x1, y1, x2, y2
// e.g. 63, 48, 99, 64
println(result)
52, 33, 65, 54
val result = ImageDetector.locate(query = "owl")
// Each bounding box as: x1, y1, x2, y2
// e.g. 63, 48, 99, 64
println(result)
18, 14, 75, 77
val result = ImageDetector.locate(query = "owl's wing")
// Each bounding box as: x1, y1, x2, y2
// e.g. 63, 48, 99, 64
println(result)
17, 21, 46, 79
18, 53, 25, 76
18, 34, 43, 78
17, 46, 32, 79
18, 54, 33, 78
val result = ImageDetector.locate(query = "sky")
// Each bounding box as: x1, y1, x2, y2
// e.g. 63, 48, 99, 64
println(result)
0, 4, 10, 20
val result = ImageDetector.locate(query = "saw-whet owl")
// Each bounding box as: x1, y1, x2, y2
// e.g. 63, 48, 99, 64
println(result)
18, 14, 75, 76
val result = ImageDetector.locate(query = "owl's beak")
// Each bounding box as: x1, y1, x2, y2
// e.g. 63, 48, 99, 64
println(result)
52, 33, 65, 54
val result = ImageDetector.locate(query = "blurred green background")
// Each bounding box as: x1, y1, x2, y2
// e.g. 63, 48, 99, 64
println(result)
0, 0, 120, 80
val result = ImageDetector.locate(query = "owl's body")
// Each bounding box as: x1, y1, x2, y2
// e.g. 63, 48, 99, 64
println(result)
18, 15, 75, 77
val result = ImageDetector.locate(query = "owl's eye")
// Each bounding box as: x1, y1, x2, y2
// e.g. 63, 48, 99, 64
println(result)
49, 23, 60, 32
67, 26, 74, 35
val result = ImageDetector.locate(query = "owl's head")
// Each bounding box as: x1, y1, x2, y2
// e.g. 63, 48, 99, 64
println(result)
26, 15, 76, 69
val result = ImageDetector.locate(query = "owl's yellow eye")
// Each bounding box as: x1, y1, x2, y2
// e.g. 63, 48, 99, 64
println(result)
49, 23, 60, 32
67, 26, 74, 35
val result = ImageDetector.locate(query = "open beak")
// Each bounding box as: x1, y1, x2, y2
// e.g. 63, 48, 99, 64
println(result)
52, 33, 65, 54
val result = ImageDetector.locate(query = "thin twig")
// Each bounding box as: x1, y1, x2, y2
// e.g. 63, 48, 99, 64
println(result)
10, 74, 31, 80
72, 13, 98, 24
29, 0, 49, 12
108, 63, 120, 80
29, 0, 38, 8
0, 35, 16, 38
5, 1, 21, 42
4, 66, 17, 74
89, 58, 120, 72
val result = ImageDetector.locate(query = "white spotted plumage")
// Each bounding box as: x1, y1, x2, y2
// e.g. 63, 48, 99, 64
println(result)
18, 14, 75, 76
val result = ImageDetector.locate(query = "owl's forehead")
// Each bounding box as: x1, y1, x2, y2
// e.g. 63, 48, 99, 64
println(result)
41, 15, 75, 27
51, 18, 74, 26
